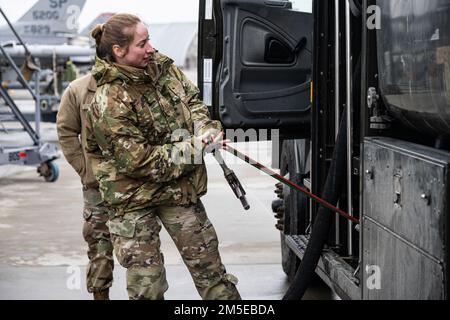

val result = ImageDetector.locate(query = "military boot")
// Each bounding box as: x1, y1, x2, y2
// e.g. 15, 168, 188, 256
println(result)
93, 289, 109, 300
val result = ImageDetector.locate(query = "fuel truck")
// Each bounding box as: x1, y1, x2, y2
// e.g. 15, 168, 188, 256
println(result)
197, 0, 450, 299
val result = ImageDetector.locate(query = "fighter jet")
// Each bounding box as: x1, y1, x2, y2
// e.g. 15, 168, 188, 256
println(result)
0, 0, 97, 83
0, 0, 93, 121
0, 0, 87, 45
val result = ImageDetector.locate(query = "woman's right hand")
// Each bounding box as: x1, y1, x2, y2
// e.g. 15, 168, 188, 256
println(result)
196, 131, 230, 153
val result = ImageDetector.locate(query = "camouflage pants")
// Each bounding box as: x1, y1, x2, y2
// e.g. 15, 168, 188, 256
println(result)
108, 201, 241, 300
82, 187, 114, 293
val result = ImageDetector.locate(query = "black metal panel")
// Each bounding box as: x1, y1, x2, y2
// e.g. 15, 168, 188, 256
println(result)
311, 0, 335, 224
364, 137, 449, 260
363, 217, 445, 299
363, 136, 449, 299
198, 0, 220, 118
376, 0, 450, 139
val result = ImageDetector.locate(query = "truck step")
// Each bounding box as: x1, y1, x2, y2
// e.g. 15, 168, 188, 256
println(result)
285, 234, 361, 300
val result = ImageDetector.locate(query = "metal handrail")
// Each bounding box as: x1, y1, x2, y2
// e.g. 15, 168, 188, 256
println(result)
0, 7, 39, 100
0, 7, 31, 56
0, 45, 38, 101
0, 7, 40, 145
0, 86, 40, 145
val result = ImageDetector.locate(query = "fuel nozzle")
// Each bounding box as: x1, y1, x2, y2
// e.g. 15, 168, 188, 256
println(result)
222, 164, 250, 210
205, 142, 250, 210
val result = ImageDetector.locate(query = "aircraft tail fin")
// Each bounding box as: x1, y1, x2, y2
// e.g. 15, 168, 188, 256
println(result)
17, 0, 87, 34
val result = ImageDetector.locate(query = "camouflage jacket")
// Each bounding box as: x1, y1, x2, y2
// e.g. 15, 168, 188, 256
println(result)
85, 54, 221, 213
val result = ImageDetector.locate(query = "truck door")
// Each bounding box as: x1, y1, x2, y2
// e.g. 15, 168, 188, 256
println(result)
198, 0, 313, 136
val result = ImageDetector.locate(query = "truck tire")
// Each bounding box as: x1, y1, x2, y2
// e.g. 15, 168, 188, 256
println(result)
279, 140, 310, 281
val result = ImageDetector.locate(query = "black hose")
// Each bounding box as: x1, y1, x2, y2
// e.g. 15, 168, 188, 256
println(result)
283, 111, 347, 300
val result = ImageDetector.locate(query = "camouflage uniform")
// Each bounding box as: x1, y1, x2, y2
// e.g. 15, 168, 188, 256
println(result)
82, 187, 114, 293
62, 59, 79, 83
57, 74, 114, 295
85, 54, 240, 300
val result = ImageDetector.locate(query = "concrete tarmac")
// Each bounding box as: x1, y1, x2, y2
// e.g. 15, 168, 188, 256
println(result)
0, 122, 337, 300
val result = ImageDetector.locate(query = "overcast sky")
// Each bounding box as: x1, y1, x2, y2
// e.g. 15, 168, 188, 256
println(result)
0, 0, 200, 28
0, 0, 312, 28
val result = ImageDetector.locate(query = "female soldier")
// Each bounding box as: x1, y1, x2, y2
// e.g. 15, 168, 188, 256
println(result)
85, 13, 241, 300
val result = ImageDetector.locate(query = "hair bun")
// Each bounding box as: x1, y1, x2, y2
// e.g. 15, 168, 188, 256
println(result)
90, 24, 104, 45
